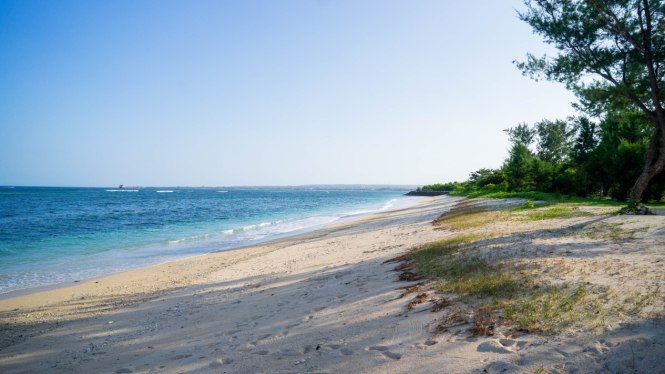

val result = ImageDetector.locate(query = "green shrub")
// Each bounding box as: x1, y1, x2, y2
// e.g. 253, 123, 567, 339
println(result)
421, 182, 458, 192
481, 183, 496, 192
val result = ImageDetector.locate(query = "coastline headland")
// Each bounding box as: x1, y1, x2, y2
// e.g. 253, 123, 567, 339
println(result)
405, 190, 449, 196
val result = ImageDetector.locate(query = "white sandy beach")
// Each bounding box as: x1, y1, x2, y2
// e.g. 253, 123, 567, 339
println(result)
1, 195, 665, 374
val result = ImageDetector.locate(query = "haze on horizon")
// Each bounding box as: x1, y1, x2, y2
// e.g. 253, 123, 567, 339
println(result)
0, 0, 578, 188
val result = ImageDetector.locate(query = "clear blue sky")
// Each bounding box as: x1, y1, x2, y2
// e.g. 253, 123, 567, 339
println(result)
0, 0, 577, 187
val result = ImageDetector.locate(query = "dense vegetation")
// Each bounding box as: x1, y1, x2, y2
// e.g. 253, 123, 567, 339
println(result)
422, 1, 665, 205
420, 112, 665, 202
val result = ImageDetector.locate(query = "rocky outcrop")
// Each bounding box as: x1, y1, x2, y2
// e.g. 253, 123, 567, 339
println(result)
404, 191, 449, 196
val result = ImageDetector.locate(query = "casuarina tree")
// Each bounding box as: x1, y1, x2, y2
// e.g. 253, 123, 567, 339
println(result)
516, 0, 665, 206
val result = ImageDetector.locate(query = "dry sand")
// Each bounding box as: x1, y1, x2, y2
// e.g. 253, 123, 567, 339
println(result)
1, 195, 664, 374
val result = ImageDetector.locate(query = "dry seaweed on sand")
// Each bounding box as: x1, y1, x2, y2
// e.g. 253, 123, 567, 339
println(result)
431, 307, 466, 337
406, 292, 428, 311
467, 305, 495, 337
393, 261, 425, 282
396, 282, 425, 299
430, 297, 451, 313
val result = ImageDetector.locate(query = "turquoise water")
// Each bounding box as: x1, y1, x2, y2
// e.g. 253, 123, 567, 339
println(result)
0, 187, 416, 294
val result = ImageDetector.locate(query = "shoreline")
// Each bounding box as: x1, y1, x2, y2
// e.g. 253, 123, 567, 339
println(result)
0, 196, 422, 301
0, 194, 466, 374
4, 194, 660, 373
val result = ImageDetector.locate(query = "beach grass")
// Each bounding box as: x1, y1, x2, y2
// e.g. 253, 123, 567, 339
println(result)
463, 190, 665, 208
435, 200, 600, 231
400, 198, 661, 334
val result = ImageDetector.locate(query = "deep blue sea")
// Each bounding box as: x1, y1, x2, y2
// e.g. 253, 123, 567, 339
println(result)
0, 187, 416, 295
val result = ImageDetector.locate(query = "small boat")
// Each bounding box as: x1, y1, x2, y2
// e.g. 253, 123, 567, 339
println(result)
119, 184, 141, 189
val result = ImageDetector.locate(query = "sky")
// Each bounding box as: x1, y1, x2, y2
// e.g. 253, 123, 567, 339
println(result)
0, 0, 579, 187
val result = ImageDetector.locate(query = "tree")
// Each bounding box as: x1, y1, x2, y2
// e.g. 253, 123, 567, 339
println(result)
531, 158, 557, 191
570, 117, 599, 195
504, 123, 536, 146
516, 0, 665, 205
534, 119, 576, 163
469, 168, 495, 182
505, 141, 534, 191
571, 117, 599, 165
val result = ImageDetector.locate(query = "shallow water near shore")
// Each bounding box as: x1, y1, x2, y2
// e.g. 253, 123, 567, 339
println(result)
0, 187, 415, 294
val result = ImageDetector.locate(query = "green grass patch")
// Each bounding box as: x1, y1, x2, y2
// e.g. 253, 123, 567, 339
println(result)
466, 191, 627, 206
501, 200, 552, 213
436, 200, 596, 231
520, 207, 595, 221
434, 205, 500, 230
444, 267, 522, 298
503, 284, 604, 333
465, 190, 665, 208
412, 234, 524, 299
411, 233, 484, 274
575, 223, 651, 242
408, 233, 622, 333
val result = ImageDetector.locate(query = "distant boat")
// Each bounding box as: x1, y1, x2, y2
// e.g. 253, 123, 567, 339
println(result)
119, 184, 141, 189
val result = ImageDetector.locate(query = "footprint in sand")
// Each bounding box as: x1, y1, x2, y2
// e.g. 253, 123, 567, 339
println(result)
249, 315, 264, 321
170, 354, 193, 360
284, 323, 300, 330
303, 315, 314, 322
301, 346, 313, 354
340, 349, 354, 356
224, 329, 242, 336
311, 306, 326, 312
381, 351, 402, 360
256, 334, 271, 341
251, 350, 269, 355
368, 346, 389, 351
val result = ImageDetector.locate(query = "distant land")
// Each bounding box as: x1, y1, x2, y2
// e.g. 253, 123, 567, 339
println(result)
2, 184, 421, 191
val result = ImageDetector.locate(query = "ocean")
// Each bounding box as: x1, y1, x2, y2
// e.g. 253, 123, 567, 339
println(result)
0, 187, 417, 295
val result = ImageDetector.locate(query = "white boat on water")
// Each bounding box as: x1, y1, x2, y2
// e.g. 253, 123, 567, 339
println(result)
119, 184, 141, 189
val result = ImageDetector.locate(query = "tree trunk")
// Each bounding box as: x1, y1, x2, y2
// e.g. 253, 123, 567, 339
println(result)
602, 181, 610, 197
630, 130, 665, 205
630, 1, 665, 206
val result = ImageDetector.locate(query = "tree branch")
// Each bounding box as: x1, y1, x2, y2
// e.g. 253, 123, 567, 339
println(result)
589, 0, 646, 53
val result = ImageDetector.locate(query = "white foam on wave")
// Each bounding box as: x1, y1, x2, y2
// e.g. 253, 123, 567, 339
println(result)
380, 198, 397, 210
0, 195, 420, 296
217, 191, 228, 193
106, 190, 139, 192
166, 233, 212, 244
156, 191, 173, 193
